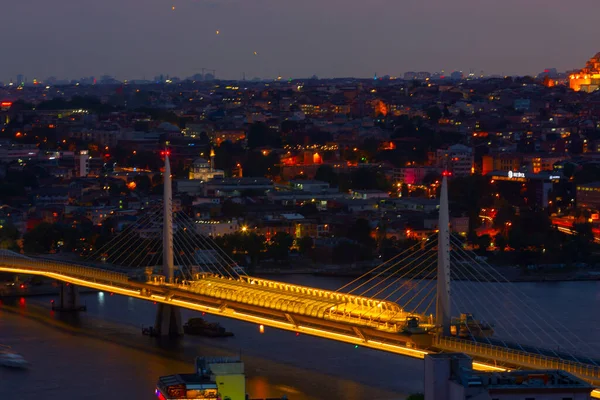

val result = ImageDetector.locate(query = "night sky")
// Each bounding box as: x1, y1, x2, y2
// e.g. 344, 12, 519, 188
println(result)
1, 0, 598, 81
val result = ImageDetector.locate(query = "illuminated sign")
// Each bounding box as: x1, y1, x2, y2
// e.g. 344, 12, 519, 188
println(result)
549, 175, 560, 180
507, 171, 525, 179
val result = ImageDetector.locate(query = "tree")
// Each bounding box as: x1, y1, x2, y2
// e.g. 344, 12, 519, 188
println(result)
268, 232, 294, 261
494, 234, 507, 252
0, 223, 20, 252
23, 223, 58, 253
247, 122, 271, 149
332, 240, 358, 264
426, 106, 442, 122
347, 219, 374, 247
297, 236, 314, 254
133, 175, 152, 193
314, 165, 339, 187
475, 234, 492, 251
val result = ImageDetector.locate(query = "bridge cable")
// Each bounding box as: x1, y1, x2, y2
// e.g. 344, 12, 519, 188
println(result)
360, 254, 438, 321
449, 255, 526, 351
357, 238, 439, 297
350, 237, 438, 296
176, 210, 248, 276
83, 205, 162, 263
450, 239, 566, 355
450, 235, 589, 362
174, 212, 240, 278
377, 251, 438, 303
360, 261, 437, 322
408, 274, 439, 315
92, 207, 165, 267
449, 241, 544, 350
171, 219, 226, 278
172, 212, 238, 278
450, 235, 592, 361
171, 220, 227, 279
172, 239, 206, 281
172, 212, 237, 278
336, 236, 436, 293
88, 206, 163, 265
116, 217, 167, 268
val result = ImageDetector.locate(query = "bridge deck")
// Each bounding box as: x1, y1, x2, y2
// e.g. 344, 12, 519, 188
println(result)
0, 252, 598, 394
178, 274, 433, 333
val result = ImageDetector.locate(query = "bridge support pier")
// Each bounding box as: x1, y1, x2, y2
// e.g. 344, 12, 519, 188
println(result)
154, 304, 183, 337
52, 283, 86, 312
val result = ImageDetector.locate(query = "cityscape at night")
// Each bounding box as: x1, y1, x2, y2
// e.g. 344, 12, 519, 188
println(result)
2, 2, 600, 400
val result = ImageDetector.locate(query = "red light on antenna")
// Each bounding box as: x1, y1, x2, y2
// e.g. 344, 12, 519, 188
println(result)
19, 284, 25, 289
442, 171, 452, 177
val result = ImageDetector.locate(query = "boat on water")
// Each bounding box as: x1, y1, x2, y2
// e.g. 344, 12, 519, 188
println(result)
0, 346, 30, 369
183, 318, 234, 338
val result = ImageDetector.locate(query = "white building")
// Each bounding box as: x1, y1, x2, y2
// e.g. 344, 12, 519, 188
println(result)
78, 150, 90, 177
188, 157, 224, 182
425, 353, 593, 400
436, 144, 473, 177
289, 180, 331, 193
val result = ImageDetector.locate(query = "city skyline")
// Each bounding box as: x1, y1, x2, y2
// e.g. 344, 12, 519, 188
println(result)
1, 0, 599, 81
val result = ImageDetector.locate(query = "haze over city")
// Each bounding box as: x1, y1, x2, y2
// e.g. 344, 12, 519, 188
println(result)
1, 0, 599, 81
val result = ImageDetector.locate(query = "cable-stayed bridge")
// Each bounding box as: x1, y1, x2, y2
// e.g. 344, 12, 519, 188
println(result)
0, 155, 599, 396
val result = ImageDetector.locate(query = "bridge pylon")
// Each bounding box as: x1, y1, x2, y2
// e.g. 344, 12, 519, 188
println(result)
153, 152, 183, 337
52, 283, 87, 312
435, 175, 451, 336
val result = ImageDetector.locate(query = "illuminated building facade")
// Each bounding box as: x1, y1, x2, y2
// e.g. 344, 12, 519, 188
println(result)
488, 171, 561, 208
188, 151, 224, 182
569, 52, 600, 92
576, 182, 600, 210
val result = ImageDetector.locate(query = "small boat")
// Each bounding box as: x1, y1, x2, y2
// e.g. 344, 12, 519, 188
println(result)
141, 326, 160, 337
0, 348, 30, 369
183, 318, 233, 338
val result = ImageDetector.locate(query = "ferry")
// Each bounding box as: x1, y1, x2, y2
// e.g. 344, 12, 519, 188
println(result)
183, 318, 234, 338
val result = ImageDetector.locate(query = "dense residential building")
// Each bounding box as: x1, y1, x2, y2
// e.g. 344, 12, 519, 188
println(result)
576, 182, 600, 210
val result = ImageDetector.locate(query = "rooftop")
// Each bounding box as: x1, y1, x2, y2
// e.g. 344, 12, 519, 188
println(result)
472, 370, 594, 391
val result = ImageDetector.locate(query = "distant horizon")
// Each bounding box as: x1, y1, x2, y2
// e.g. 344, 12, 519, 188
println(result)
2, 0, 598, 84
0, 69, 577, 85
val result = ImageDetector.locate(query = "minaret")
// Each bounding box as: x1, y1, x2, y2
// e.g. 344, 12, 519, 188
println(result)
436, 174, 451, 336
210, 148, 215, 172
163, 153, 174, 283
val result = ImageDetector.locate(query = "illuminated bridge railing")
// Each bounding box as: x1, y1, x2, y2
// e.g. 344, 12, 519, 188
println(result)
0, 255, 130, 286
182, 274, 427, 332
436, 336, 600, 384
